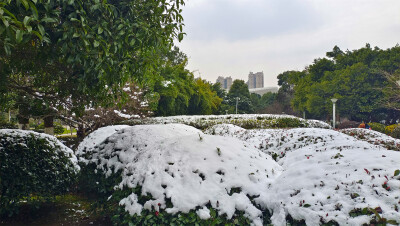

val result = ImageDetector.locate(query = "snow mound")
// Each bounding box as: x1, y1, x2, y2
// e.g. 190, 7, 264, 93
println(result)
79, 124, 282, 225
77, 125, 130, 156
0, 129, 79, 170
205, 124, 400, 225
341, 128, 400, 151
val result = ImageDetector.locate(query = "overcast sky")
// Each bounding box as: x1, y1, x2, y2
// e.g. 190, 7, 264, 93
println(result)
176, 0, 400, 87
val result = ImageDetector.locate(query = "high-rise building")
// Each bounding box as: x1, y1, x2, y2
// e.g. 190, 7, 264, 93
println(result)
247, 72, 264, 89
216, 76, 233, 90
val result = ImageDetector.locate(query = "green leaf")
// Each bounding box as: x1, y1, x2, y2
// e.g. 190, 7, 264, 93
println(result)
178, 32, 185, 42
41, 17, 57, 23
20, 0, 29, 10
72, 33, 80, 38
16, 30, 23, 43
303, 204, 311, 208
2, 18, 9, 27
387, 220, 398, 225
97, 27, 103, 34
23, 16, 31, 26
395, 169, 400, 176
31, 30, 42, 40
93, 40, 99, 47
37, 24, 45, 35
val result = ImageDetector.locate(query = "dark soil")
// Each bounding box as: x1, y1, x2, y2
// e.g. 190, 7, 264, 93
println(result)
0, 194, 111, 226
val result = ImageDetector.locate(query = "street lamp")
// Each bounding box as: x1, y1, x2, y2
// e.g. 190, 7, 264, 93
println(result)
235, 97, 240, 114
331, 98, 338, 129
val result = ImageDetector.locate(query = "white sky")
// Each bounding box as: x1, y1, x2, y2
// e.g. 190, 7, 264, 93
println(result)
176, 0, 400, 87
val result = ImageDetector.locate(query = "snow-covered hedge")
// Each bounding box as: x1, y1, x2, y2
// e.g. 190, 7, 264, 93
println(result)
127, 114, 331, 130
0, 129, 79, 215
78, 124, 282, 225
205, 124, 400, 225
341, 128, 400, 152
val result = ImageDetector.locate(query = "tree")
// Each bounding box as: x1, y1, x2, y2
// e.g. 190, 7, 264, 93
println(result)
225, 80, 253, 114
284, 44, 400, 122
0, 0, 185, 132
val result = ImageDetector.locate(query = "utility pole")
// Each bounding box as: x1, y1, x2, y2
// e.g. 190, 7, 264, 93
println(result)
331, 98, 338, 129
235, 97, 240, 114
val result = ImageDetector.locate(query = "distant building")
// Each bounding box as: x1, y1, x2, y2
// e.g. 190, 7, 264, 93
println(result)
216, 76, 233, 90
249, 87, 278, 96
247, 72, 264, 89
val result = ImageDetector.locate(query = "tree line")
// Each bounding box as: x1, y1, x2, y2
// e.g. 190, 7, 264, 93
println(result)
275, 44, 400, 123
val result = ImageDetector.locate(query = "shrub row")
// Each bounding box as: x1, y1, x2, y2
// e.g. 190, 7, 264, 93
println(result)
0, 130, 78, 216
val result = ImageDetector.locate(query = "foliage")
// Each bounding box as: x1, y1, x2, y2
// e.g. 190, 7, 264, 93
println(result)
74, 83, 151, 137
277, 44, 400, 122
368, 122, 386, 134
224, 80, 254, 114
0, 0, 185, 125
391, 126, 400, 139
152, 48, 221, 116
35, 122, 65, 135
0, 131, 78, 216
385, 124, 399, 136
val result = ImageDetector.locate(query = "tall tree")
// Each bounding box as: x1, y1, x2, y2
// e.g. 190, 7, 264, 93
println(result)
0, 0, 186, 130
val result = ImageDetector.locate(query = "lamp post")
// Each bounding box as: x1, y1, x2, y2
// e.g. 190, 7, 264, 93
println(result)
331, 98, 338, 129
235, 97, 240, 114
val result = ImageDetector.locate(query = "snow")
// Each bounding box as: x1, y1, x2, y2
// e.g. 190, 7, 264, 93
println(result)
341, 128, 400, 151
205, 124, 400, 225
76, 125, 130, 156
77, 121, 400, 225
128, 114, 331, 129
78, 124, 282, 225
0, 129, 79, 170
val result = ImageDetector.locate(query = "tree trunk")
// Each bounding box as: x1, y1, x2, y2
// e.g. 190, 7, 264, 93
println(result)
44, 116, 54, 135
17, 104, 29, 130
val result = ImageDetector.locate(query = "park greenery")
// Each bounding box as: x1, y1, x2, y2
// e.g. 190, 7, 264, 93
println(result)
275, 44, 400, 123
1, 1, 400, 225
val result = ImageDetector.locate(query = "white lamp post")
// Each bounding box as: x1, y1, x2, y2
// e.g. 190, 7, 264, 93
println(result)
331, 98, 338, 129
236, 97, 240, 114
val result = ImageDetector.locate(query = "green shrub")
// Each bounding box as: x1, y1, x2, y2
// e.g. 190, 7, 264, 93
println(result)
0, 130, 78, 216
368, 122, 386, 133
385, 124, 399, 136
0, 121, 17, 129
78, 163, 268, 226
391, 126, 400, 139
35, 122, 65, 135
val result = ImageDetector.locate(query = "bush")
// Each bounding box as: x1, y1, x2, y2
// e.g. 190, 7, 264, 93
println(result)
78, 163, 265, 226
0, 121, 17, 129
35, 122, 65, 135
0, 130, 79, 216
391, 126, 400, 139
368, 122, 386, 133
337, 121, 360, 129
385, 124, 399, 136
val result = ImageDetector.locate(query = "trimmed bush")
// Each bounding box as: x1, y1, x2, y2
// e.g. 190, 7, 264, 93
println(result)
392, 126, 400, 139
385, 124, 399, 136
35, 122, 65, 135
368, 122, 386, 133
78, 163, 267, 226
0, 130, 79, 216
